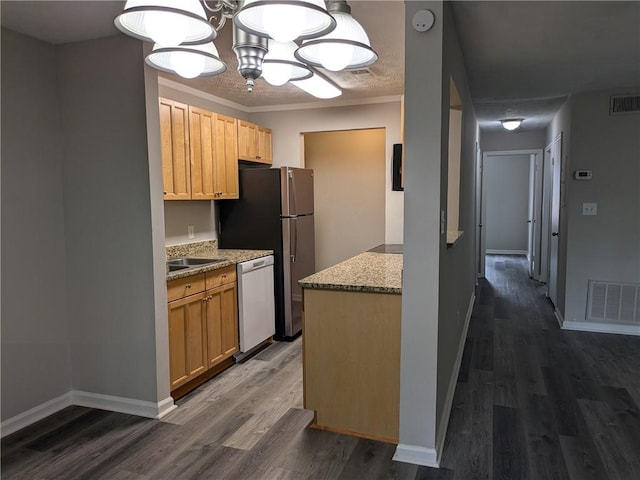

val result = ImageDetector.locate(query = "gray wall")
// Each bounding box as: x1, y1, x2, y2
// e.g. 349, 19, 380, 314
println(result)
563, 90, 640, 323
546, 98, 572, 317
57, 35, 160, 401
481, 129, 547, 152
1, 29, 72, 420
483, 154, 530, 252
399, 0, 478, 458
436, 0, 479, 442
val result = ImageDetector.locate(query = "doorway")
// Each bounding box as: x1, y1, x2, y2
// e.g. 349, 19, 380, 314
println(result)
479, 149, 544, 277
304, 128, 386, 271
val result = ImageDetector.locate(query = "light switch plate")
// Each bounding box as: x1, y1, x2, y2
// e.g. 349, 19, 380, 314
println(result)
582, 203, 597, 216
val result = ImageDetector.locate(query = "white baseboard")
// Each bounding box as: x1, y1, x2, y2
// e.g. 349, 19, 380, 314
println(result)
1, 391, 176, 438
393, 444, 439, 468
433, 293, 475, 463
393, 293, 475, 469
554, 308, 564, 328
1, 392, 73, 438
71, 391, 174, 419
486, 249, 528, 256
562, 320, 640, 337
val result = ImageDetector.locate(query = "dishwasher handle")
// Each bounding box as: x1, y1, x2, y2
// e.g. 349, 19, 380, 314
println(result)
238, 255, 274, 274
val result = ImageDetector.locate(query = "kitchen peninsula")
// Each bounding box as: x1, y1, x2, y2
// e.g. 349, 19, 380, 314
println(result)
299, 246, 403, 443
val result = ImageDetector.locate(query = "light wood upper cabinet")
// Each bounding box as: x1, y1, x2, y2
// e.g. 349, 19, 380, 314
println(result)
257, 125, 273, 164
238, 120, 272, 164
160, 98, 191, 200
189, 106, 216, 200
214, 114, 239, 200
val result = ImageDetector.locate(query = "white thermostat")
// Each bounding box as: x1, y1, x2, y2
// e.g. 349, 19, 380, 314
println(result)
574, 170, 593, 180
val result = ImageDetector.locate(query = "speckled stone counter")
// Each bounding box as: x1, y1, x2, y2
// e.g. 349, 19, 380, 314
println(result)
166, 240, 273, 281
299, 252, 402, 294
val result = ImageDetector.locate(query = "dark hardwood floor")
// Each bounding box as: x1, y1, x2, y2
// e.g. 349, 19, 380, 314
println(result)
2, 255, 639, 479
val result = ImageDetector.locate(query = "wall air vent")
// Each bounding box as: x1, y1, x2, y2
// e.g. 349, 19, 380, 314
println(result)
610, 94, 640, 115
587, 280, 640, 325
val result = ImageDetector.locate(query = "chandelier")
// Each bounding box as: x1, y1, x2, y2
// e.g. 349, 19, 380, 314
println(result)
114, 0, 377, 99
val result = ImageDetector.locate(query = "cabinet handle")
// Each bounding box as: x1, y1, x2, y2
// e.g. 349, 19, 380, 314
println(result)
221, 274, 227, 278
186, 284, 191, 289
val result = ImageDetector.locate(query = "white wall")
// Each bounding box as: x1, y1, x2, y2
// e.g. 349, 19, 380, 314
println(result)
562, 89, 640, 324
164, 201, 216, 246
1, 28, 72, 421
481, 129, 547, 152
483, 154, 530, 252
57, 35, 161, 403
305, 129, 386, 270
251, 101, 403, 244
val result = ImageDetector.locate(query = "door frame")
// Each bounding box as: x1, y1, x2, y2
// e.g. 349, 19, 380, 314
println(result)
479, 149, 543, 277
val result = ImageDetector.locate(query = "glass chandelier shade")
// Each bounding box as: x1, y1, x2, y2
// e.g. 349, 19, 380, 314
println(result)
262, 40, 313, 86
234, 0, 336, 43
146, 42, 227, 79
291, 72, 342, 99
295, 9, 377, 71
114, 0, 216, 46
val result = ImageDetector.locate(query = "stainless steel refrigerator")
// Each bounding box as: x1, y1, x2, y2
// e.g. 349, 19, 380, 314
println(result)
218, 166, 315, 340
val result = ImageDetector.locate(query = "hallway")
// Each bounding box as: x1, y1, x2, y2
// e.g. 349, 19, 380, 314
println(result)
2, 255, 639, 479
437, 255, 640, 479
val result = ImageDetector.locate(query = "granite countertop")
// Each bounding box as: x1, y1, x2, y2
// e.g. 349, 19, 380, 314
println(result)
299, 251, 403, 294
166, 241, 273, 281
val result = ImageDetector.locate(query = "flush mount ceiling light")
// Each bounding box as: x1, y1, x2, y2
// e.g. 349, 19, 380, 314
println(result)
295, 0, 377, 72
115, 0, 375, 99
114, 0, 216, 46
262, 39, 313, 86
234, 0, 336, 42
146, 42, 227, 79
501, 119, 523, 131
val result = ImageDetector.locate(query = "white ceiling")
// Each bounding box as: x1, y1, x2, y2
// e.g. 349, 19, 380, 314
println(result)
2, 1, 638, 132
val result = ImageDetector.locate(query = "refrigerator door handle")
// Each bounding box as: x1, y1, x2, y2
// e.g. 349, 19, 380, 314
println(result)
289, 170, 298, 216
290, 217, 297, 263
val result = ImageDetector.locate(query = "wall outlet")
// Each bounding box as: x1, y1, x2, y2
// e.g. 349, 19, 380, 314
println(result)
188, 225, 195, 239
582, 203, 597, 216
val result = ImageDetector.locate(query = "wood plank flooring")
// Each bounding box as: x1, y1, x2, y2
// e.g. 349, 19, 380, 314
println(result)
2, 255, 639, 479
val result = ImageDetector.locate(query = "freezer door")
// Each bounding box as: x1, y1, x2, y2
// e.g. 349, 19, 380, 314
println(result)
281, 215, 315, 337
281, 167, 314, 216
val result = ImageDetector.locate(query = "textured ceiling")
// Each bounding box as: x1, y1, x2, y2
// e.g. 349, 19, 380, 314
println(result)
451, 1, 640, 131
2, 1, 638, 131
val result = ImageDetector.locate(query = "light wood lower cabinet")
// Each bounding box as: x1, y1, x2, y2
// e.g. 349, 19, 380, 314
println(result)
168, 291, 208, 390
168, 266, 238, 393
303, 288, 401, 443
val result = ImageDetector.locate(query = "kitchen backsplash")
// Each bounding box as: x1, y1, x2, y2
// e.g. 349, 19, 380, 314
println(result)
166, 240, 218, 259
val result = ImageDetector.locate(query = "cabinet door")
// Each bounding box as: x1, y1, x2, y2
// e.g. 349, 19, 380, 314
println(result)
237, 120, 258, 161
168, 292, 208, 390
257, 126, 273, 164
205, 283, 238, 368
214, 114, 239, 200
160, 98, 191, 200
189, 106, 216, 200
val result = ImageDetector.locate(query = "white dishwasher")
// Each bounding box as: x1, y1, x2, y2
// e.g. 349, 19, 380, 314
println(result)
236, 255, 275, 359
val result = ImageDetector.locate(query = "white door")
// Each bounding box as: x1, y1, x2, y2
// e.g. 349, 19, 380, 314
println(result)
540, 147, 553, 283
527, 155, 536, 277
475, 143, 484, 278
547, 134, 562, 306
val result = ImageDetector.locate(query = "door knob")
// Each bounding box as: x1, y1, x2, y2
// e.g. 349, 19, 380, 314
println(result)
552, 232, 559, 237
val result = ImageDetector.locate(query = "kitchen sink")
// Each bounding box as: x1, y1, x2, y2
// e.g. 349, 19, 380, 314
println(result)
168, 264, 190, 272
167, 257, 224, 268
